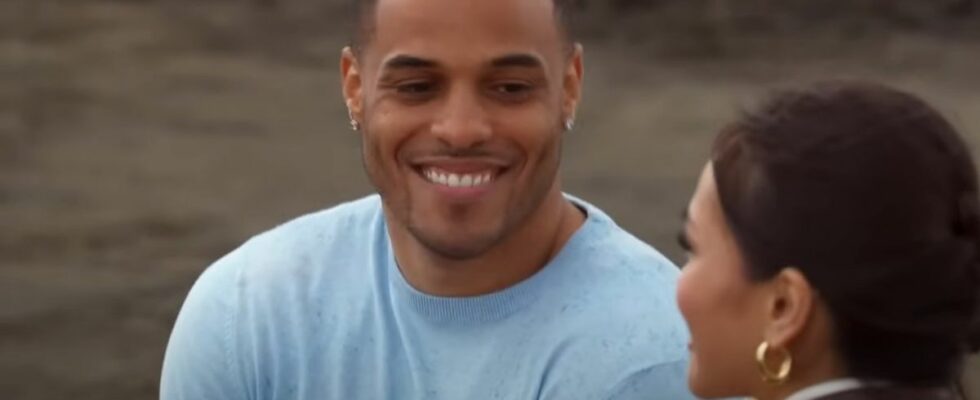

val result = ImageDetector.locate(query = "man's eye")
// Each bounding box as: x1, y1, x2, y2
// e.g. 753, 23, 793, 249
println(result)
489, 82, 535, 103
494, 83, 532, 94
396, 82, 436, 94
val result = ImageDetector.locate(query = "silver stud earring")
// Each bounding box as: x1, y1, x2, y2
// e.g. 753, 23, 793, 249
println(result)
348, 108, 360, 131
564, 118, 575, 132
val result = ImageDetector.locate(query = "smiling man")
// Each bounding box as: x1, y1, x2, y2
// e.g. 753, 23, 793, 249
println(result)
160, 0, 694, 399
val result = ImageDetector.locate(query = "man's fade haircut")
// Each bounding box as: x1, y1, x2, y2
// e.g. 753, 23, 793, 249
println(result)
348, 0, 577, 54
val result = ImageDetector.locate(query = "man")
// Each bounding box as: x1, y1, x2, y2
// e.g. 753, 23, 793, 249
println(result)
160, 0, 694, 398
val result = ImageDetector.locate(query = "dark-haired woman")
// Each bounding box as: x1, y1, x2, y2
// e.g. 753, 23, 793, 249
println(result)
677, 81, 980, 400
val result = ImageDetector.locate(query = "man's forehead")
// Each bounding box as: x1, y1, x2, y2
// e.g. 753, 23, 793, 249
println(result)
364, 0, 564, 66
373, 0, 557, 24
378, 52, 548, 73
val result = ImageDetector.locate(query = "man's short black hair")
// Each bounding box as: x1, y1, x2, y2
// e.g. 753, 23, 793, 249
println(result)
349, 0, 576, 53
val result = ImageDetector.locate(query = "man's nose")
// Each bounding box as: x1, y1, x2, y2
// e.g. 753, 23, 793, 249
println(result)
430, 86, 492, 149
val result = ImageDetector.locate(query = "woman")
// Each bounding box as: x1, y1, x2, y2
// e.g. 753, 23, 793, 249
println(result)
677, 81, 980, 400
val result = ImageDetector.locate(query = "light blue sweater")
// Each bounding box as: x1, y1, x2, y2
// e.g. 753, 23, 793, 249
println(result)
161, 195, 695, 399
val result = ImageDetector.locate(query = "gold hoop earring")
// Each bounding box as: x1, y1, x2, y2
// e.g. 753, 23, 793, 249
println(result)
755, 341, 792, 385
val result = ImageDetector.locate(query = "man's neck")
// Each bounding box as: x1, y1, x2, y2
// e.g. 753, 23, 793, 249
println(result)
388, 189, 586, 297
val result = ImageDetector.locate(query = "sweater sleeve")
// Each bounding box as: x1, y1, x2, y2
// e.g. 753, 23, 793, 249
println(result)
160, 253, 249, 400
604, 360, 699, 400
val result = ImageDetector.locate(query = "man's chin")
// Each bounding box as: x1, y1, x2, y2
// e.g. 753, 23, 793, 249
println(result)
412, 230, 502, 261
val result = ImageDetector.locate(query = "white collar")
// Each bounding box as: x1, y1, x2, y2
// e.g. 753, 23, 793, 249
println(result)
784, 378, 866, 400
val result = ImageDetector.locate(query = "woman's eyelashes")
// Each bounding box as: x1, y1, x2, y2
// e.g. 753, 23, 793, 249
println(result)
677, 231, 694, 253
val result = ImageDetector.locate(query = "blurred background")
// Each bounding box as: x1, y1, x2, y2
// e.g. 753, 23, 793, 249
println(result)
2, 0, 980, 398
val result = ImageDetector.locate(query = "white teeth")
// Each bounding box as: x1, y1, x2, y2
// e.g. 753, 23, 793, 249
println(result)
422, 168, 495, 188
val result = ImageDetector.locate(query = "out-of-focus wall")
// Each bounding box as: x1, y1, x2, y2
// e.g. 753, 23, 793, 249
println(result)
1, 1, 977, 398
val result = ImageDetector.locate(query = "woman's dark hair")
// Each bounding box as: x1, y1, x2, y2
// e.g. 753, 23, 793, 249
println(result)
711, 80, 980, 384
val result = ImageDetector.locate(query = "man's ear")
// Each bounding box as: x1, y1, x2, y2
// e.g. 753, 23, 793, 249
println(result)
341, 47, 364, 123
561, 43, 584, 124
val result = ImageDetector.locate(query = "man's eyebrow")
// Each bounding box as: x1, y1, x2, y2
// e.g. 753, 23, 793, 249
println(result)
490, 53, 545, 69
382, 55, 439, 70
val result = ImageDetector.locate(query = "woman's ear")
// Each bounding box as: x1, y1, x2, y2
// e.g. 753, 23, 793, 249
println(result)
763, 267, 815, 349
